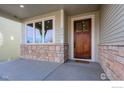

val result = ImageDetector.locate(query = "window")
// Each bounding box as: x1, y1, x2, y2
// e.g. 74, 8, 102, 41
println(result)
26, 23, 33, 43
74, 19, 89, 32
35, 22, 42, 43
82, 20, 89, 32
25, 17, 54, 44
44, 19, 53, 43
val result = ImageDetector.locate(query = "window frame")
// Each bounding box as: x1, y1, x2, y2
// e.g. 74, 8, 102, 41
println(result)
24, 16, 55, 44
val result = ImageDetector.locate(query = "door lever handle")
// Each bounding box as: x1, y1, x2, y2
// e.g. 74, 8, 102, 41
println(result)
74, 42, 75, 48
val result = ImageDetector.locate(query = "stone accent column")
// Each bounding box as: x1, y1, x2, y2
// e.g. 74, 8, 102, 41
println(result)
21, 43, 68, 63
99, 45, 124, 80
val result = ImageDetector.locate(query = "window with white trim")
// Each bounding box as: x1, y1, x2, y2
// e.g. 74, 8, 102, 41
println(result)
25, 18, 55, 44
26, 23, 33, 43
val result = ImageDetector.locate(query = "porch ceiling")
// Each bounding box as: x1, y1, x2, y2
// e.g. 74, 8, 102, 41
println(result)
0, 4, 100, 19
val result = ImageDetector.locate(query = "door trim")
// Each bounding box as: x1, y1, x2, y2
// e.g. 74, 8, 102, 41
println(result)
71, 14, 95, 62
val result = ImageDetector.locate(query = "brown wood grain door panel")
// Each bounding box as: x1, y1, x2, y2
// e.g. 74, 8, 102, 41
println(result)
74, 19, 91, 59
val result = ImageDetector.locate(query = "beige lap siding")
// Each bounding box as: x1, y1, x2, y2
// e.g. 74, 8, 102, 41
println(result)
21, 44, 68, 63
99, 45, 124, 80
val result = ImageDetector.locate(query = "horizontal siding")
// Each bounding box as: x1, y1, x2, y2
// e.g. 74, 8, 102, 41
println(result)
100, 4, 124, 45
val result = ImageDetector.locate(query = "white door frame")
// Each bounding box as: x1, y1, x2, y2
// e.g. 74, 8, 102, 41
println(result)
70, 14, 95, 62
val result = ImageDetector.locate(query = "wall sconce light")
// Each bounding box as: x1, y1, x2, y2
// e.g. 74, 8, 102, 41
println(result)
10, 36, 14, 40
0, 32, 3, 47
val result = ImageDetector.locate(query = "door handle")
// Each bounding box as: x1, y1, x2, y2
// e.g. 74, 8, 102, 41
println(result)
74, 42, 75, 48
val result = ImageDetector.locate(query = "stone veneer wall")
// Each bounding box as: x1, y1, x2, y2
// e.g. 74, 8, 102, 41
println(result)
21, 44, 68, 63
99, 45, 124, 80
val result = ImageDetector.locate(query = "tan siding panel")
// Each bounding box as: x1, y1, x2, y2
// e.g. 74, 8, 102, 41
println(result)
100, 5, 124, 45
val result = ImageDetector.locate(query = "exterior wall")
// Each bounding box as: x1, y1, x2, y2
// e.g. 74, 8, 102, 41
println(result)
21, 9, 68, 63
99, 5, 124, 80
100, 5, 124, 45
64, 11, 68, 43
99, 45, 124, 80
68, 11, 100, 62
0, 16, 22, 61
21, 44, 68, 63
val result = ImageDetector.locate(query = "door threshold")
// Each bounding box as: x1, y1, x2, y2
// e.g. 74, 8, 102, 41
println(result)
68, 59, 91, 64
73, 58, 92, 62
74, 60, 90, 64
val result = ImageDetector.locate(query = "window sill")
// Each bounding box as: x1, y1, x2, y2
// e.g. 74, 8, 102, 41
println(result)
21, 43, 68, 46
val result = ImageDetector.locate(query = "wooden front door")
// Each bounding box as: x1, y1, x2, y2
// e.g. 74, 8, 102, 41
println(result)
74, 19, 91, 59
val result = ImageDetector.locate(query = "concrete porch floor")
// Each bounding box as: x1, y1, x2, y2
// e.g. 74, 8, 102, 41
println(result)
0, 59, 109, 81
45, 60, 109, 80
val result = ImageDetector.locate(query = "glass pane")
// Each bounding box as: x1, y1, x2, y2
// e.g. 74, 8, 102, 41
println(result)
82, 20, 88, 32
35, 22, 42, 43
44, 19, 53, 43
26, 23, 33, 43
